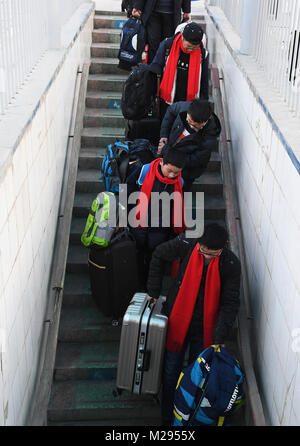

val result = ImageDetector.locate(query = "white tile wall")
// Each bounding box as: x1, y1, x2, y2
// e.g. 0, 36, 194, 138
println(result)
0, 5, 93, 425
207, 10, 300, 426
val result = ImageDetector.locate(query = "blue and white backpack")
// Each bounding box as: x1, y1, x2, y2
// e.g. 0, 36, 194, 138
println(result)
118, 17, 146, 71
173, 346, 245, 426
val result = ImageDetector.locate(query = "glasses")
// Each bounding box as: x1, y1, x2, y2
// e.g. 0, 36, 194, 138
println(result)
198, 244, 223, 258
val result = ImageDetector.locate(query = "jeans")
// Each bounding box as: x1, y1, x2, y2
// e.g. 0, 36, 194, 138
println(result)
161, 332, 203, 423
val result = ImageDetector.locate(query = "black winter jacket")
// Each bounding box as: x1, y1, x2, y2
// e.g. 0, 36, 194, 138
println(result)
147, 233, 241, 344
160, 101, 221, 180
133, 0, 191, 28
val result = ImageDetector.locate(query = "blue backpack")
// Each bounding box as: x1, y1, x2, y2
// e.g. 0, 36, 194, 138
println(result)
118, 17, 146, 71
101, 141, 130, 193
101, 139, 158, 193
173, 346, 244, 426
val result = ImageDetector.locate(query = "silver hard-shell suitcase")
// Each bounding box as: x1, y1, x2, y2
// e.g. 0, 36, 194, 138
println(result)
116, 292, 168, 395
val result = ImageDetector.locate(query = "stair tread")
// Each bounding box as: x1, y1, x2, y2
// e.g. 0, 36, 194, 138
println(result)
91, 42, 120, 49
48, 418, 161, 426
91, 57, 119, 63
48, 380, 161, 423
88, 73, 127, 81
86, 90, 122, 99
92, 28, 121, 35
59, 303, 120, 330
74, 191, 226, 209
75, 167, 221, 183
49, 379, 159, 410
64, 272, 91, 295
94, 14, 127, 20
81, 127, 124, 137
55, 341, 119, 369
84, 108, 124, 118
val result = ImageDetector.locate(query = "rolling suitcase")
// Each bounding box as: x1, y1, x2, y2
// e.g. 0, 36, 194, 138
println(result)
116, 292, 168, 395
88, 230, 139, 320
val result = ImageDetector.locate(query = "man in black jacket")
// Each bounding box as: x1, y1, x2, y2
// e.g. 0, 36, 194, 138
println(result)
146, 223, 241, 424
132, 0, 191, 63
158, 99, 221, 191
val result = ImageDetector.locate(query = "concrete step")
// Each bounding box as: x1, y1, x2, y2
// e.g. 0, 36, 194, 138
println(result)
91, 42, 120, 58
78, 146, 221, 171
54, 341, 119, 381
48, 418, 161, 426
84, 108, 125, 128
58, 304, 122, 342
66, 243, 89, 273
75, 168, 104, 193
94, 14, 127, 30
81, 126, 125, 147
63, 273, 92, 307
87, 73, 127, 92
73, 192, 226, 220
47, 379, 161, 423
92, 28, 121, 44
85, 90, 122, 109
90, 57, 122, 75
95, 10, 127, 17
191, 171, 223, 195
74, 167, 222, 195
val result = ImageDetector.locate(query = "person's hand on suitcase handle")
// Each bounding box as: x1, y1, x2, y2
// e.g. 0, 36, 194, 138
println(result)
158, 138, 168, 155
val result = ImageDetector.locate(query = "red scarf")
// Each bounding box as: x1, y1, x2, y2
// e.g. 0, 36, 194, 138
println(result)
158, 33, 202, 104
166, 244, 221, 351
135, 158, 185, 234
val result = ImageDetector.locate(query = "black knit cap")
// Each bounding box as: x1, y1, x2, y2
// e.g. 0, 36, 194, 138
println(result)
182, 22, 204, 45
163, 147, 186, 169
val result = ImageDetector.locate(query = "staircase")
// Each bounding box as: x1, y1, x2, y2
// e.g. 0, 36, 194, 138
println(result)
47, 10, 230, 426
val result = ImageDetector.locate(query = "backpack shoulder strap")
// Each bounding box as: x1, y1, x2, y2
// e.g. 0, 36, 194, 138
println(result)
137, 163, 151, 186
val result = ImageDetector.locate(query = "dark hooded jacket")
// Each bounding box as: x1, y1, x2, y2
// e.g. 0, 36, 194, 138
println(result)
133, 0, 191, 29
147, 233, 241, 344
160, 101, 222, 180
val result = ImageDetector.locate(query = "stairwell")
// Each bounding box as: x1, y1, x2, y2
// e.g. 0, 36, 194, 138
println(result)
47, 10, 232, 426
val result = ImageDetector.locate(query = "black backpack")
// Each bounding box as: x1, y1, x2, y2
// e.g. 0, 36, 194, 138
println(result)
121, 64, 157, 120
118, 17, 146, 71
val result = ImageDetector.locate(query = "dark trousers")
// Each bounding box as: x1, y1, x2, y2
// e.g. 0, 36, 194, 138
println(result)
161, 332, 204, 424
147, 12, 175, 63
130, 227, 170, 290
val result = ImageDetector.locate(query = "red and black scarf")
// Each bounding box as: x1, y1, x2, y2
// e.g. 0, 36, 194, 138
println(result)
158, 33, 202, 104
135, 158, 185, 234
166, 243, 221, 351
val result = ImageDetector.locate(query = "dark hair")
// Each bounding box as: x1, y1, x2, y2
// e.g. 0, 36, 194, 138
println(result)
198, 223, 228, 250
188, 99, 213, 124
162, 147, 186, 169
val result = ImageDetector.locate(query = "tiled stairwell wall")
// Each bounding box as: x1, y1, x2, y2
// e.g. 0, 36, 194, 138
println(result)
0, 4, 94, 425
206, 6, 300, 426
